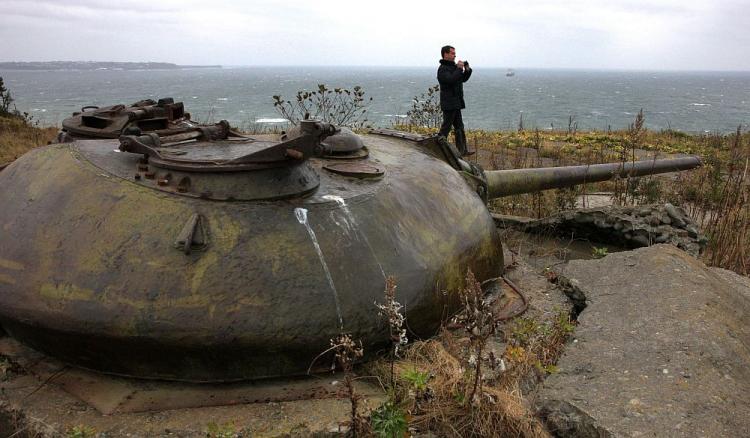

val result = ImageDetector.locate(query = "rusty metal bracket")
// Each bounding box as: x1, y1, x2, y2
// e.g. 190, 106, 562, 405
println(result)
174, 214, 208, 254
119, 132, 164, 158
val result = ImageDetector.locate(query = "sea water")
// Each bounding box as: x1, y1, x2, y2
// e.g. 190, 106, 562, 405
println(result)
1, 66, 748, 133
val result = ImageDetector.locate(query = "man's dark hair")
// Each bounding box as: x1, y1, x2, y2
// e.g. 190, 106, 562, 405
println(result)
441, 45, 454, 57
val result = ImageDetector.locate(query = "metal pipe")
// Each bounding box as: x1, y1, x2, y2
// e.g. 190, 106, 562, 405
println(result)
484, 156, 702, 199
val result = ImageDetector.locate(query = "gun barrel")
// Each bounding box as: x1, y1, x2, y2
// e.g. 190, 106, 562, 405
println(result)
484, 156, 701, 199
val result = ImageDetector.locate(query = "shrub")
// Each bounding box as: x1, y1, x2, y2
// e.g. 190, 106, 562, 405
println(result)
272, 84, 372, 128
371, 401, 408, 437
0, 77, 13, 116
406, 85, 442, 129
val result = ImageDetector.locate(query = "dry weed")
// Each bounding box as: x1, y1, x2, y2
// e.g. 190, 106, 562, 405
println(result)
0, 117, 57, 164
400, 339, 550, 438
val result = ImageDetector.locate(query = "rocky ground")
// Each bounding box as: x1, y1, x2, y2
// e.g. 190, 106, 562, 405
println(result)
2, 236, 749, 437
538, 244, 750, 437
496, 203, 707, 257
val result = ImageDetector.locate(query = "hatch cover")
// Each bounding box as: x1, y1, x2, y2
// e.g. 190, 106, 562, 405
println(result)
323, 162, 385, 179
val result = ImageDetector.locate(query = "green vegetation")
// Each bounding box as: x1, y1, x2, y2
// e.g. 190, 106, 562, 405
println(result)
591, 246, 609, 259
0, 77, 13, 115
205, 421, 236, 438
402, 367, 430, 392
0, 356, 12, 381
65, 425, 96, 438
406, 84, 441, 128
370, 401, 408, 437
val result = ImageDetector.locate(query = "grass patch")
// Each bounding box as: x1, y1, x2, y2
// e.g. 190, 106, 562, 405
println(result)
364, 273, 575, 437
0, 116, 57, 165
65, 425, 97, 438
394, 120, 750, 276
368, 338, 550, 437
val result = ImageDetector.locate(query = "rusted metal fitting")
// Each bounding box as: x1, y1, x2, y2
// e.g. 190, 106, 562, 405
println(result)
144, 172, 155, 179
157, 178, 169, 186
285, 149, 304, 160
177, 177, 191, 193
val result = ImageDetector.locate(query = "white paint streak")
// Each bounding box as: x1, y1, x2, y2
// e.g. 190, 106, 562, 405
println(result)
295, 207, 344, 330
323, 195, 386, 280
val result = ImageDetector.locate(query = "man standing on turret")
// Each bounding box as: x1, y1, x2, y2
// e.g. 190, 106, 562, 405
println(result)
437, 45, 473, 156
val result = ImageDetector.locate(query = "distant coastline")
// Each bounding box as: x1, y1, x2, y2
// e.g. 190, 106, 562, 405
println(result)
0, 61, 222, 71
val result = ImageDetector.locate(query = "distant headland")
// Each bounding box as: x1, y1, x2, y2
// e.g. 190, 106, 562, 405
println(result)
0, 61, 221, 71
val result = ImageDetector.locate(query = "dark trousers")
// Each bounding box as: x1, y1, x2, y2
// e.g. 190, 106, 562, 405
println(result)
439, 109, 467, 155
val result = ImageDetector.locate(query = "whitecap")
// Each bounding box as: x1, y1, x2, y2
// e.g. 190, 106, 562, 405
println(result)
216, 98, 229, 101
255, 118, 288, 123
691, 103, 711, 106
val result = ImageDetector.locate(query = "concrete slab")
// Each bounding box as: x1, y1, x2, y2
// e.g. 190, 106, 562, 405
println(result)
0, 338, 384, 437
0, 338, 379, 416
539, 244, 750, 437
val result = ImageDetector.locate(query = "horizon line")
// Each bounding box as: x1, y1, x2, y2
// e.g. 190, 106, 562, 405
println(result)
1, 61, 750, 74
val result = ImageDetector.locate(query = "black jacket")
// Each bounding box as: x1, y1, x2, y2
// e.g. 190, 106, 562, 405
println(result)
437, 59, 472, 111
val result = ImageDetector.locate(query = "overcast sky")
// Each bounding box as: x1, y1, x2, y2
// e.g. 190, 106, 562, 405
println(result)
1, 0, 748, 71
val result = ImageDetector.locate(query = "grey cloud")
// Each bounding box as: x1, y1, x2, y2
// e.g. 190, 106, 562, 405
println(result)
0, 0, 748, 70
0, 0, 182, 14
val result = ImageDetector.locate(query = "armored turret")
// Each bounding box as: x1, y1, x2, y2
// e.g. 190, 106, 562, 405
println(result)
0, 117, 700, 382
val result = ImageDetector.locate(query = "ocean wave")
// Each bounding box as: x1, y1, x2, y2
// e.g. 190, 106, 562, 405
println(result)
255, 118, 288, 123
216, 98, 229, 101
691, 103, 711, 106
384, 114, 407, 118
